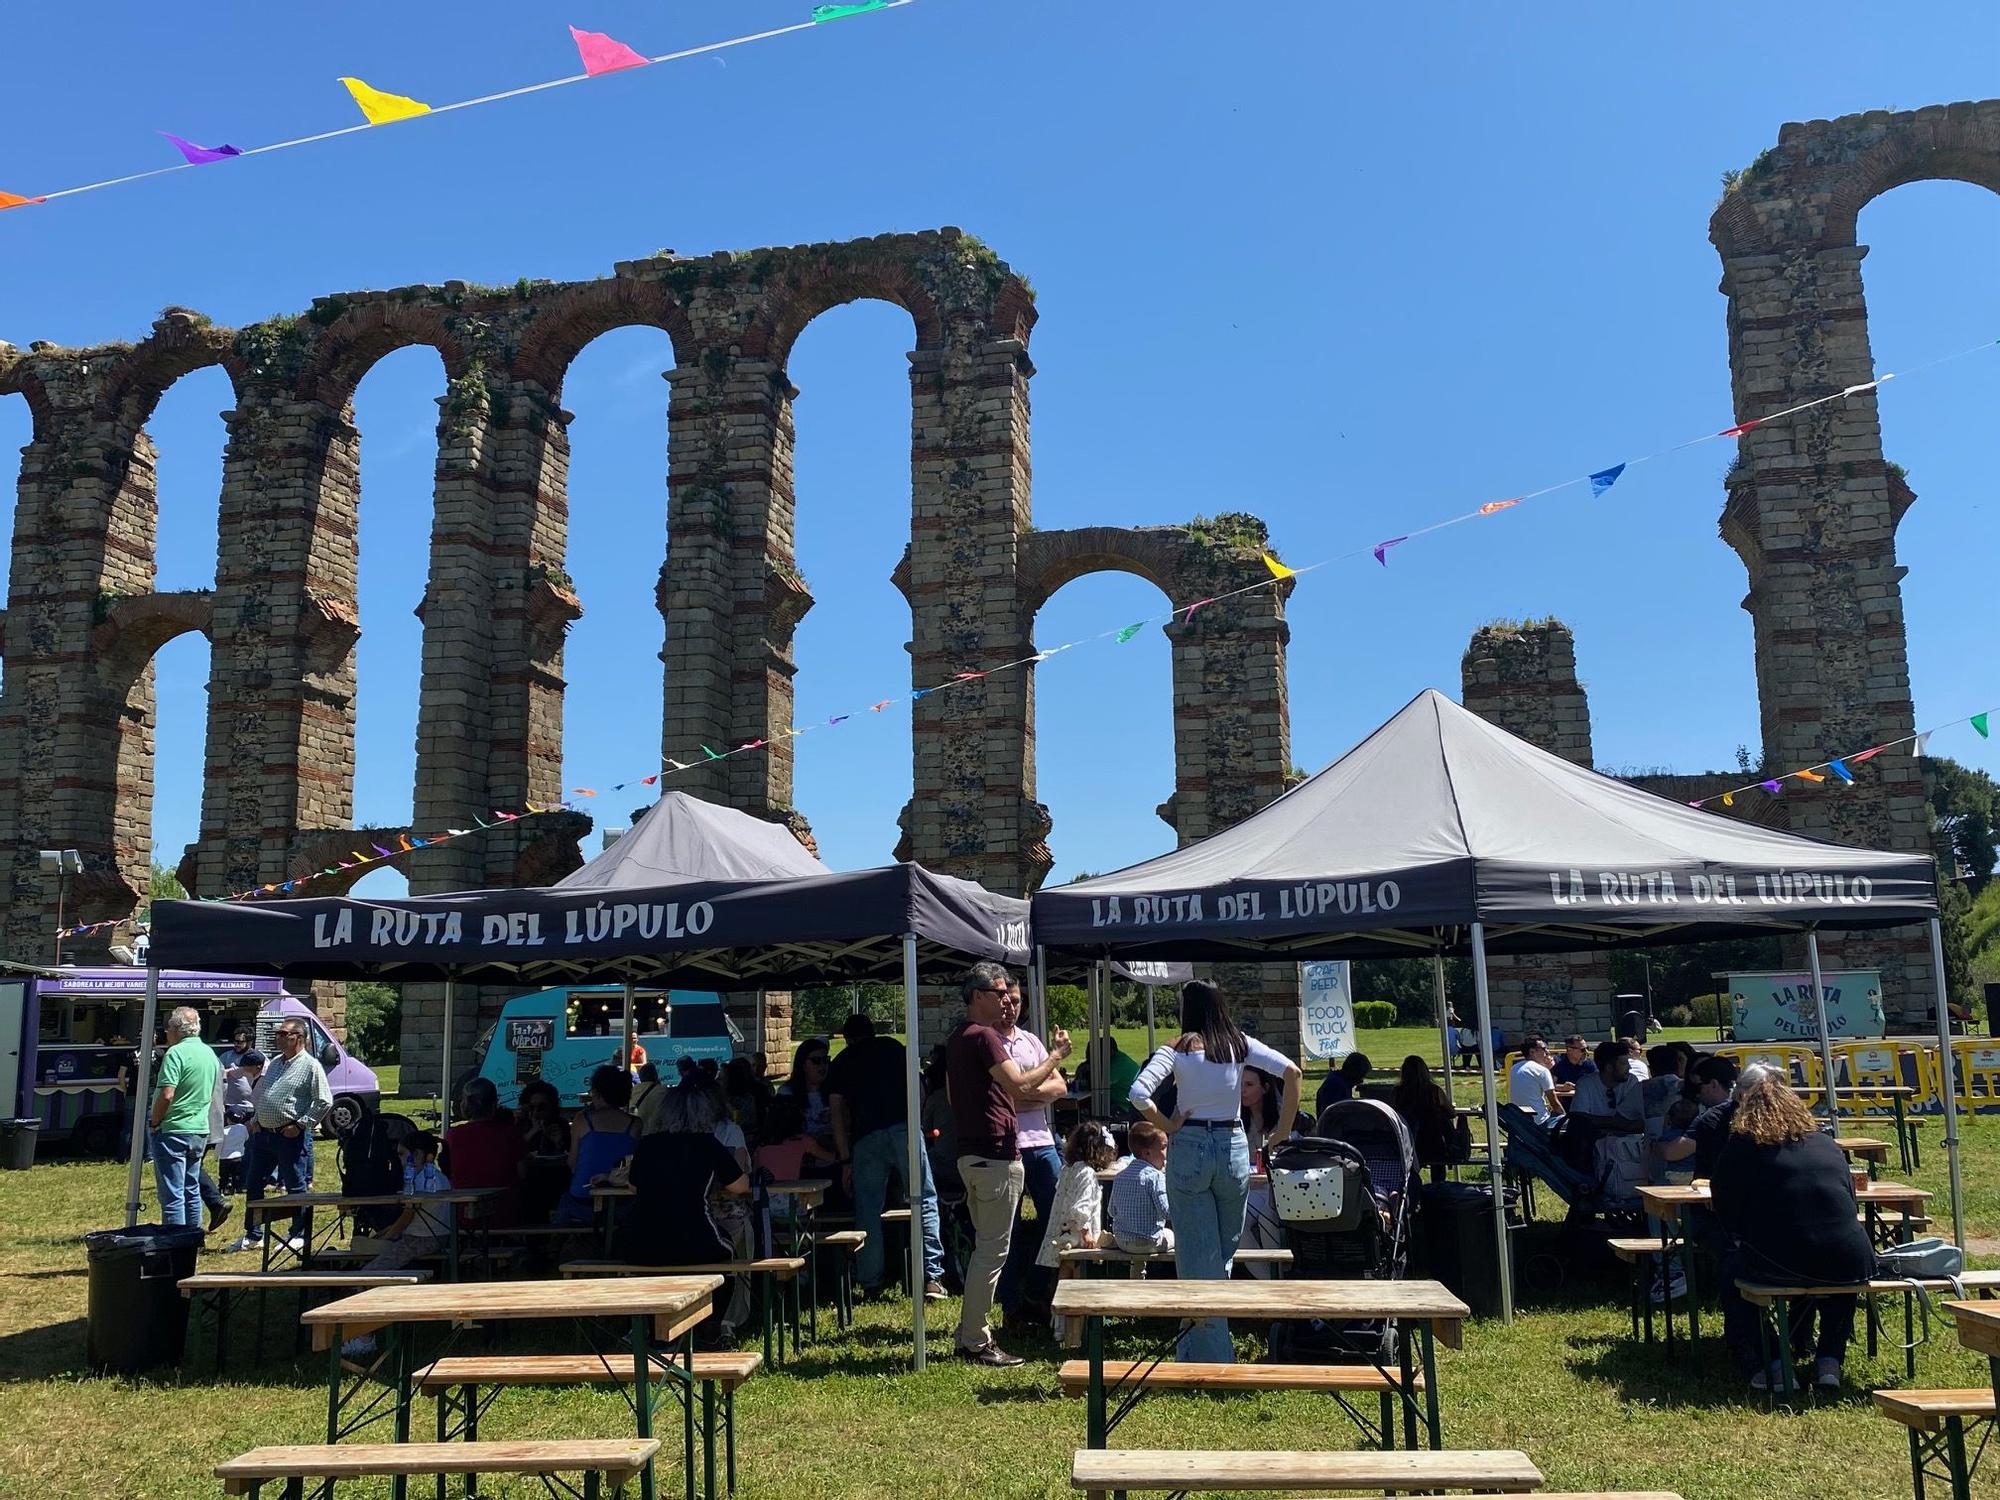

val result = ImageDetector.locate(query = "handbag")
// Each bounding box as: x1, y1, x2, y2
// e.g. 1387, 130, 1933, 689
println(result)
1270, 1163, 1346, 1222
1877, 1236, 1965, 1280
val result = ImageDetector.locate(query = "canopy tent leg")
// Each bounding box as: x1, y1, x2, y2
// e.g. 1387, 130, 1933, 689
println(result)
1805, 931, 1840, 1122
1028, 949, 1048, 1040
623, 980, 637, 1077
1469, 923, 1512, 1325
1929, 917, 1966, 1250
123, 965, 162, 1228
1433, 955, 1453, 1103
1145, 986, 1156, 1055
901, 934, 926, 1372
1091, 962, 1110, 1119
440, 974, 457, 1126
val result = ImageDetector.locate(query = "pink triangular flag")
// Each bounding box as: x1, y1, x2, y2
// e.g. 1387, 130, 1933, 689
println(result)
571, 25, 650, 76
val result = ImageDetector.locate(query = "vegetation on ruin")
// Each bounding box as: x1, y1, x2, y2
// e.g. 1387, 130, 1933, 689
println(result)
1181, 510, 1271, 552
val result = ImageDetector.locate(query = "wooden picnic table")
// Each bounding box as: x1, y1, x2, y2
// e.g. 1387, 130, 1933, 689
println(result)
301, 1275, 719, 1500
1793, 1083, 1921, 1172
1946, 1300, 2000, 1404
762, 1180, 829, 1340
1635, 1180, 1931, 1355
245, 1188, 505, 1280
1050, 1276, 1467, 1454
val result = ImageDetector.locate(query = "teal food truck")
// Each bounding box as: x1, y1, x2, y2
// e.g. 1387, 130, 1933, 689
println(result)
469, 985, 741, 1107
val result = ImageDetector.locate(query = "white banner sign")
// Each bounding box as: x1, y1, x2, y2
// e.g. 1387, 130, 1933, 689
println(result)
1727, 969, 1885, 1042
1298, 961, 1355, 1062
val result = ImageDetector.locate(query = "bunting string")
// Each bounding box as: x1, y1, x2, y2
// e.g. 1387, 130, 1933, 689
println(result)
558, 331, 2000, 803
1, 2, 915, 212
56, 331, 2000, 935
56, 803, 567, 938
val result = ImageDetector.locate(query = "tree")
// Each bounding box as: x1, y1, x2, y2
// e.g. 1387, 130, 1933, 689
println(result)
345, 981, 401, 1064
1925, 755, 1999, 892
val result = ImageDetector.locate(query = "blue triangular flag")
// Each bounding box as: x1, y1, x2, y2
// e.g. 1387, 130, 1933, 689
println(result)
1589, 463, 1626, 498
1828, 759, 1854, 784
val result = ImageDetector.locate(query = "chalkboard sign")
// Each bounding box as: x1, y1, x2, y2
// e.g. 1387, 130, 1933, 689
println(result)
507, 1017, 555, 1052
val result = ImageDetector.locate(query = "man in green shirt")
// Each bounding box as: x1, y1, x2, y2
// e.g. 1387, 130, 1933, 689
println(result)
150, 1005, 221, 1229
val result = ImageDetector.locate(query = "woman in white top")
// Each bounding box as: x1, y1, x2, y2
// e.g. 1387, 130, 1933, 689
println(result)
1129, 981, 1302, 1362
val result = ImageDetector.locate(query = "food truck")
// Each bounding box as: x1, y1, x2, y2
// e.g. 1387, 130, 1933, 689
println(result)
470, 985, 740, 1107
5, 967, 382, 1155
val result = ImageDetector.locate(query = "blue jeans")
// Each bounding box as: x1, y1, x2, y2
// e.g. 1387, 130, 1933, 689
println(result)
151, 1131, 207, 1228
246, 1128, 311, 1236
999, 1142, 1063, 1312
1164, 1123, 1251, 1362
852, 1124, 945, 1289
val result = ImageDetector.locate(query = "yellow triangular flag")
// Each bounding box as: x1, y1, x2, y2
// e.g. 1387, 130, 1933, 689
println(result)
1261, 552, 1295, 580
340, 76, 433, 125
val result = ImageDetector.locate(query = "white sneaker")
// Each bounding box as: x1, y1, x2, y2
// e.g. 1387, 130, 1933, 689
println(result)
1649, 1272, 1687, 1304
1813, 1357, 1842, 1389
1749, 1362, 1786, 1392
272, 1234, 304, 1252
341, 1335, 377, 1358
225, 1235, 261, 1253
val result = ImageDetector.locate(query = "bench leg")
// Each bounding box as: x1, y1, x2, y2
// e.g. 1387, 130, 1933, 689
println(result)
585, 1472, 601, 1500
1084, 1315, 1107, 1449
1378, 1390, 1394, 1451
1906, 1292, 1917, 1381
725, 1387, 737, 1496
1660, 1246, 1676, 1358
1910, 1425, 1927, 1500
760, 1280, 775, 1371
630, 1314, 657, 1500
701, 1380, 719, 1500
1397, 1329, 1419, 1450
1685, 1237, 1700, 1345
1946, 1415, 1971, 1500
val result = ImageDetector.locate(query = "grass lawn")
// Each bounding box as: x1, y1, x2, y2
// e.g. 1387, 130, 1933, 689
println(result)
5, 1078, 1998, 1500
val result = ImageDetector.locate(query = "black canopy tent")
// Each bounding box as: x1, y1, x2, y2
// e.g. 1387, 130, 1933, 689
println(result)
1032, 689, 1959, 1315
148, 809, 1030, 1371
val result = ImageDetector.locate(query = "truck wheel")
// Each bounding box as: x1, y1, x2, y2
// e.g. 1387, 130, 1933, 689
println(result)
73, 1115, 120, 1157
325, 1093, 369, 1138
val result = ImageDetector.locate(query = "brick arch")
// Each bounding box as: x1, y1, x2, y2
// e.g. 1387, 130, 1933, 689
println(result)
0, 354, 54, 430
1711, 99, 2000, 256
92, 590, 213, 692
96, 311, 248, 432
294, 300, 475, 409
1014, 525, 1185, 618
511, 279, 693, 396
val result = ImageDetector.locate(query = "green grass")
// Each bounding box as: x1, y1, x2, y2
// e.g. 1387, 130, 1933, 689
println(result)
5, 1095, 1999, 1499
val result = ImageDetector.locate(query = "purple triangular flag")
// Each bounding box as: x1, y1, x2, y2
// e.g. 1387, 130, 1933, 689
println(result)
161, 131, 242, 165
1373, 536, 1408, 567
1760, 779, 1783, 795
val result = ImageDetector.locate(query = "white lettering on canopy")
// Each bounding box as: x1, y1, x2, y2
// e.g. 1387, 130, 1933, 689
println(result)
1542, 868, 1875, 908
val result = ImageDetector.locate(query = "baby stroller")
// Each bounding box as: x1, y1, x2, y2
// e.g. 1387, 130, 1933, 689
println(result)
1265, 1097, 1417, 1362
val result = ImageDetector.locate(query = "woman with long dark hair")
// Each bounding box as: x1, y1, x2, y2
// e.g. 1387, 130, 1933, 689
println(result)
1130, 980, 1302, 1361
1390, 1054, 1456, 1183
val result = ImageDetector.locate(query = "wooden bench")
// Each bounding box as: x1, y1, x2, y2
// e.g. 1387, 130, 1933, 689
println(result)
1069, 1447, 1543, 1494
1056, 1357, 1423, 1451
1738, 1271, 2000, 1392
562, 1257, 807, 1367
216, 1438, 658, 1497
1873, 1387, 1995, 1498
1607, 1237, 1682, 1347
178, 1270, 430, 1375
308, 1243, 523, 1279
821, 1228, 867, 1327
414, 1353, 761, 1497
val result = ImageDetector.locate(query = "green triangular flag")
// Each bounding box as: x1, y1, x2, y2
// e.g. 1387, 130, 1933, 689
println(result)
1974, 713, 1990, 739
1115, 623, 1144, 644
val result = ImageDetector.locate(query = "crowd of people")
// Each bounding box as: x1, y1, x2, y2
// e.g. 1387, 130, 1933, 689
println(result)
1506, 1031, 1877, 1389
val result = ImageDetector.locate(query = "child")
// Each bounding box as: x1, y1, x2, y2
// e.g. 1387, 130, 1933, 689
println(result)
1037, 1121, 1120, 1271
344, 1132, 451, 1357
1652, 1097, 1701, 1186
1109, 1121, 1173, 1256
753, 1097, 837, 1257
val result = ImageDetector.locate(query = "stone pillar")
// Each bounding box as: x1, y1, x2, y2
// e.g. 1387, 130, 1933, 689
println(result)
1158, 531, 1296, 1050
900, 326, 1041, 897
0, 357, 159, 961
1715, 239, 1931, 1020
194, 386, 362, 901
1461, 621, 1614, 1039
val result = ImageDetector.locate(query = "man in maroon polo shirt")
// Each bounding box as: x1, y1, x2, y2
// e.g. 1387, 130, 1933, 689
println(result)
945, 961, 1071, 1366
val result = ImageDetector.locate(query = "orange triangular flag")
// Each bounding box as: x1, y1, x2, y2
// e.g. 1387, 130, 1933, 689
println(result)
1796, 768, 1825, 783
0, 189, 46, 210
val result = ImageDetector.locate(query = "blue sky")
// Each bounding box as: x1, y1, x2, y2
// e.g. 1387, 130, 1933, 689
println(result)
1, 2, 1996, 897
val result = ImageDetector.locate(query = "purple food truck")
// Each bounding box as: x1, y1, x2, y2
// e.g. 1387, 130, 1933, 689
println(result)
4, 967, 382, 1158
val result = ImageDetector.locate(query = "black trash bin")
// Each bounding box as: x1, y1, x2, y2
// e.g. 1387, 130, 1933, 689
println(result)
1416, 1181, 1516, 1318
83, 1225, 204, 1374
0, 1118, 37, 1170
